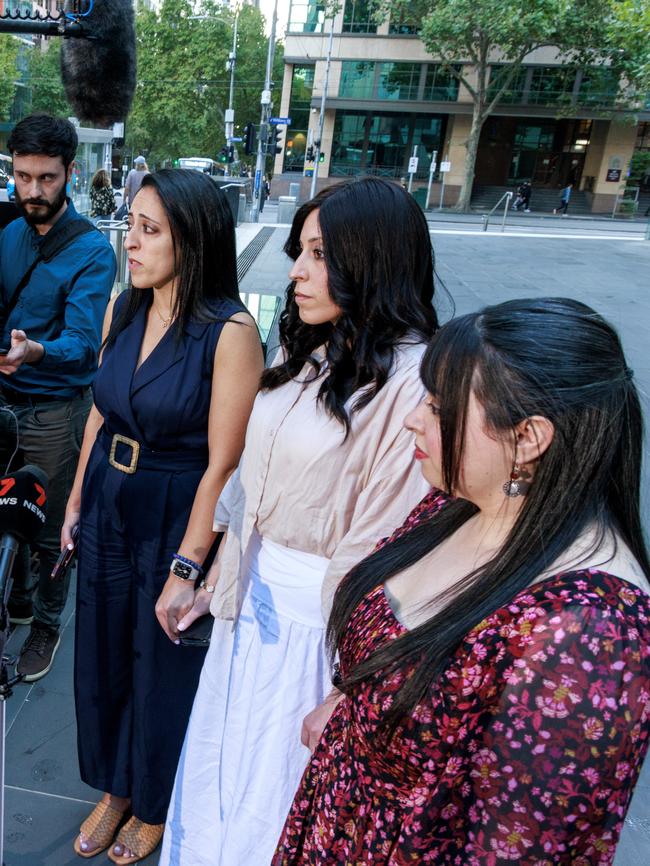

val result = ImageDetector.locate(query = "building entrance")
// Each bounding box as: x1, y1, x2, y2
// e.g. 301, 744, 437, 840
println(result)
474, 117, 591, 188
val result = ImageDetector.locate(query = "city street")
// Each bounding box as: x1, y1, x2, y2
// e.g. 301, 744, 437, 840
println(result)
2, 212, 649, 864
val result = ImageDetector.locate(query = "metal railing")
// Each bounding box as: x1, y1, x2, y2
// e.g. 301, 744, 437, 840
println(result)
97, 220, 129, 294
481, 191, 513, 232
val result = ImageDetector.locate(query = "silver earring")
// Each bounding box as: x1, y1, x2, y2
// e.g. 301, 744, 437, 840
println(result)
503, 462, 531, 497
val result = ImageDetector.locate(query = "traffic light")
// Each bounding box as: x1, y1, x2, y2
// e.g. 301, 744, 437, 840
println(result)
267, 125, 284, 156
217, 146, 229, 164
243, 122, 256, 156
228, 145, 235, 163
319, 152, 326, 163
306, 145, 315, 162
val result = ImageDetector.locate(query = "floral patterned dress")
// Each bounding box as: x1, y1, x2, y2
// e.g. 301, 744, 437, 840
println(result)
272, 492, 650, 865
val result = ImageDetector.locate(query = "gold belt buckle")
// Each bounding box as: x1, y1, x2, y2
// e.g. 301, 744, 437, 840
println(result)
108, 433, 140, 474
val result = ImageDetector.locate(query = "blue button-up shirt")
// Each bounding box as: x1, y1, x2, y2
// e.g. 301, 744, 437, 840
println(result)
0, 199, 116, 397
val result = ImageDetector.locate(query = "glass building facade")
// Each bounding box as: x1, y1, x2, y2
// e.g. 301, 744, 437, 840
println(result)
283, 64, 315, 173
330, 111, 445, 179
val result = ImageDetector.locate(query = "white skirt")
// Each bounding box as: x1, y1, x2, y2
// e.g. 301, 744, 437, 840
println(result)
159, 532, 331, 866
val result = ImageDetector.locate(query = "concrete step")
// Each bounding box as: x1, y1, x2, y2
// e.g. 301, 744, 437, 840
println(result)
471, 184, 593, 215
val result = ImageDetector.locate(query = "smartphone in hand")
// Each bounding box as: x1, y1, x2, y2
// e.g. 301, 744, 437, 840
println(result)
51, 525, 79, 581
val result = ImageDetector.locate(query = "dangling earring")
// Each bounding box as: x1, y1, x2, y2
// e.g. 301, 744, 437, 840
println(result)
503, 462, 531, 498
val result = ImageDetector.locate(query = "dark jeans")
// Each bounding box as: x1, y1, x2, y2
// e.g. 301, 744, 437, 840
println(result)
0, 389, 91, 629
557, 199, 569, 214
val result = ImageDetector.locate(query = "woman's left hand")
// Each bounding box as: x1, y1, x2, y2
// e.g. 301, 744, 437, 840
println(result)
155, 575, 197, 642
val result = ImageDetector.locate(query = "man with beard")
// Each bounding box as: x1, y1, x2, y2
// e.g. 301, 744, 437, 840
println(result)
0, 115, 116, 681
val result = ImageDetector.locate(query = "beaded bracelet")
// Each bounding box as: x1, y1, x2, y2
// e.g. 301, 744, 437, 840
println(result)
172, 552, 204, 575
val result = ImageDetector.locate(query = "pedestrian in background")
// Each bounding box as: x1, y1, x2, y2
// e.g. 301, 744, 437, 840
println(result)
66, 169, 263, 864
123, 155, 149, 208
0, 113, 116, 682
274, 297, 650, 866
514, 179, 532, 212
89, 169, 115, 223
159, 177, 440, 866
553, 182, 572, 215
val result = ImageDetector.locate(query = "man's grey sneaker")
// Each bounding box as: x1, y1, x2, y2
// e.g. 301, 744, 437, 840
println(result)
8, 600, 34, 626
17, 622, 61, 681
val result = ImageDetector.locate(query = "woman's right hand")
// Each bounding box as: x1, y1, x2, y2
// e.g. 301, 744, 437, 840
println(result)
177, 559, 221, 633
61, 503, 80, 551
301, 689, 345, 753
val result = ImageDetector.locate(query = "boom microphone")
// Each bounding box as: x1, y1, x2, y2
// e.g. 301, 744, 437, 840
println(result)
61, 0, 137, 127
0, 464, 48, 607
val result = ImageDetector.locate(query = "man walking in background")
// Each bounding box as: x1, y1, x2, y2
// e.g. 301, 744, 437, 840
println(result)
0, 114, 116, 681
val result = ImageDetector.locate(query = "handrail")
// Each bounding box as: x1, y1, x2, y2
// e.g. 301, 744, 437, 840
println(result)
482, 191, 513, 233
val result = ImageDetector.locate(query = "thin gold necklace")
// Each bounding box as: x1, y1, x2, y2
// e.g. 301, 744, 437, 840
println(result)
153, 302, 173, 328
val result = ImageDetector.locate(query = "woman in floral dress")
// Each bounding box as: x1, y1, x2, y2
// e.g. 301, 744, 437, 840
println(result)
273, 297, 650, 866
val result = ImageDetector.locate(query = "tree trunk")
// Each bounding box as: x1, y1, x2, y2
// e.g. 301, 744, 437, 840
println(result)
455, 105, 485, 212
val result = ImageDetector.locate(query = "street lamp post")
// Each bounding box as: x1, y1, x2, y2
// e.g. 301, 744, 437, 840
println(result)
309, 17, 334, 200
251, 0, 279, 223
190, 11, 238, 177
224, 10, 239, 178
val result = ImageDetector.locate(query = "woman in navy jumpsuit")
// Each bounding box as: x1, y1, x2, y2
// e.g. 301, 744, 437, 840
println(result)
62, 170, 263, 863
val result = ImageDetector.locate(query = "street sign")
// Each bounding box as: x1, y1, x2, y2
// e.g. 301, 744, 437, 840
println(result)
440, 161, 451, 172
408, 156, 419, 174
230, 137, 243, 142
270, 116, 291, 125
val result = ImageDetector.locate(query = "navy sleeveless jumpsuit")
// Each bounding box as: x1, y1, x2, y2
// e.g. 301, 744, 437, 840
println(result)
75, 292, 243, 824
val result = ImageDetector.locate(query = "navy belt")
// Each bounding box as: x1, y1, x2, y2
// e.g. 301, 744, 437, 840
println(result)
99, 428, 208, 473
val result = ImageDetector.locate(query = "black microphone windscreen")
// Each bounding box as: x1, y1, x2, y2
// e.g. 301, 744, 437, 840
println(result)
61, 0, 137, 127
0, 464, 48, 543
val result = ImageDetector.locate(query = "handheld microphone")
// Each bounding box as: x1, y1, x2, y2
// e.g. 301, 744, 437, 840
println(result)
0, 464, 48, 607
60, 0, 137, 127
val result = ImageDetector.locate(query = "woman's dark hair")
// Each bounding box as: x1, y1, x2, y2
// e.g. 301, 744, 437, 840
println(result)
328, 297, 650, 731
91, 169, 111, 190
8, 113, 78, 170
105, 169, 240, 348
261, 177, 438, 430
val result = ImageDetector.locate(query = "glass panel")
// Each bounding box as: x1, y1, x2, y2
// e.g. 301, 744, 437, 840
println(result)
529, 67, 575, 105
377, 63, 420, 101
342, 0, 377, 34
513, 122, 556, 151
330, 110, 445, 178
339, 61, 376, 99
366, 113, 411, 173
411, 116, 443, 177
287, 0, 325, 33
388, 10, 421, 35
331, 112, 370, 176
578, 67, 620, 108
488, 65, 527, 105
283, 65, 315, 173
423, 65, 460, 102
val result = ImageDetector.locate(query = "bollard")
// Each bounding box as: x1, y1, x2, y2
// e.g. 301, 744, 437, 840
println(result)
289, 182, 301, 202
238, 193, 247, 224
277, 195, 297, 224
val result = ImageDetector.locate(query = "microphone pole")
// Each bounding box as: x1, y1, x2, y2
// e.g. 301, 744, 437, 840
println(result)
0, 534, 18, 609
0, 534, 19, 866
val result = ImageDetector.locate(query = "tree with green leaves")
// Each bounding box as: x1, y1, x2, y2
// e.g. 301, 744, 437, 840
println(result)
375, 0, 650, 210
27, 39, 72, 117
127, 0, 283, 166
0, 35, 19, 122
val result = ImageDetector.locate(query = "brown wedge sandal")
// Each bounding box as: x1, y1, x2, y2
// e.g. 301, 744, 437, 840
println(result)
107, 816, 164, 865
73, 799, 129, 859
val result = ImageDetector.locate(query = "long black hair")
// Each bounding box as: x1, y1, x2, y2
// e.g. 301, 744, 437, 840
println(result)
105, 169, 240, 348
328, 297, 650, 731
261, 177, 438, 431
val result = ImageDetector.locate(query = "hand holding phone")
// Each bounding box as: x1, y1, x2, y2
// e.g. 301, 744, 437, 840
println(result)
51, 525, 79, 580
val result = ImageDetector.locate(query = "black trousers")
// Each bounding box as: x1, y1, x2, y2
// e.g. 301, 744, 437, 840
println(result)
75, 438, 209, 824
0, 390, 91, 628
